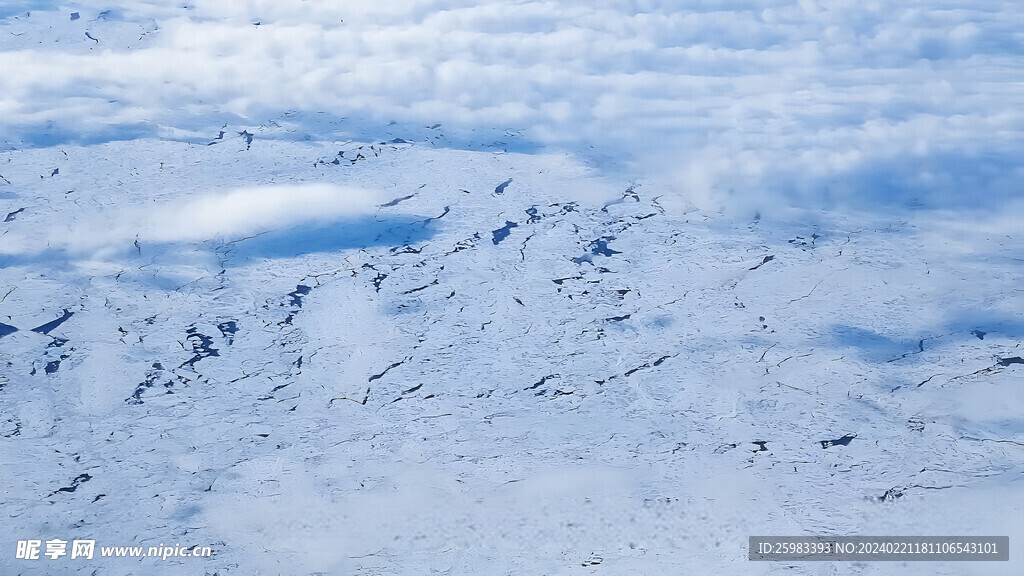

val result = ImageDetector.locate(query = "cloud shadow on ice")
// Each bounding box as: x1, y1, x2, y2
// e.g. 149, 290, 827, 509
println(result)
942, 311, 1024, 342
224, 215, 438, 261
0, 216, 439, 269
830, 325, 923, 363
7, 122, 158, 149
827, 319, 1020, 364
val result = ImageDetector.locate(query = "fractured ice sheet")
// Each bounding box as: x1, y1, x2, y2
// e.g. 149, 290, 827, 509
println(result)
0, 137, 1021, 575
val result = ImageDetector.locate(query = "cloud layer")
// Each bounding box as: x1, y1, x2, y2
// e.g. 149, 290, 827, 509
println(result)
1, 1, 1022, 211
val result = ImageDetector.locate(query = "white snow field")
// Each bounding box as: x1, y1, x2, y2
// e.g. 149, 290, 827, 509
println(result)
2, 2, 1023, 575
2, 132, 1021, 575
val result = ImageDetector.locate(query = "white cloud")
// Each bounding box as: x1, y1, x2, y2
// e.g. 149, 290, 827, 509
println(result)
149, 184, 380, 242
0, 0, 1021, 212
67, 184, 382, 252
0, 183, 381, 258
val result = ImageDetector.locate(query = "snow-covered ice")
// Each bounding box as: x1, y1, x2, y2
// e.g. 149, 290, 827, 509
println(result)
1, 134, 1020, 574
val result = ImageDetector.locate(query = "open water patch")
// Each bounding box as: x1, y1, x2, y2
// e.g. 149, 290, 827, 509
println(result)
492, 221, 518, 245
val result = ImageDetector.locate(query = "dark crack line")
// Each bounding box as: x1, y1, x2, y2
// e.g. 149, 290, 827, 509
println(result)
368, 358, 409, 382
